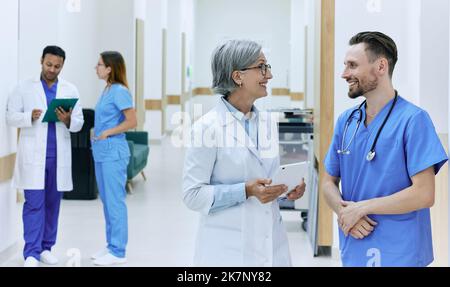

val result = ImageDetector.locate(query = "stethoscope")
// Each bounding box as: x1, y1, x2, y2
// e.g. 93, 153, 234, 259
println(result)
337, 91, 398, 162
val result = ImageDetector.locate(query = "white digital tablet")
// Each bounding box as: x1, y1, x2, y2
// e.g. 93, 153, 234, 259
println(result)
271, 162, 309, 196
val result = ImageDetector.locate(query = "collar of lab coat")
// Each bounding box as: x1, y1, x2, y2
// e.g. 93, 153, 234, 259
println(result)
216, 96, 270, 165
33, 75, 71, 87
216, 96, 267, 127
32, 75, 50, 107
220, 96, 258, 122
33, 75, 63, 84
32, 75, 66, 108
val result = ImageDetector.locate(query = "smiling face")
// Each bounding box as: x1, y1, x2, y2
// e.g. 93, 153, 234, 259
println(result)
41, 54, 64, 83
341, 43, 379, 99
240, 52, 273, 100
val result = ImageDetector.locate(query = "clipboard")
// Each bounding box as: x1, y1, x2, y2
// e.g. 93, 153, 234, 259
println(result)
42, 98, 78, 123
271, 161, 309, 195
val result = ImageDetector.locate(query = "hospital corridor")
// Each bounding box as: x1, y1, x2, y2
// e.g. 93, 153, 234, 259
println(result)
1, 137, 340, 267
1, 0, 450, 270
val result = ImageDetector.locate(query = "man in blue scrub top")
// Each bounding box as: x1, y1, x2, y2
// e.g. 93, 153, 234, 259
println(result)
323, 32, 448, 267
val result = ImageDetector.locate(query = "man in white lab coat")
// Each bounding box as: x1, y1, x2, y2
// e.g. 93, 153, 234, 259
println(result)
6, 46, 84, 267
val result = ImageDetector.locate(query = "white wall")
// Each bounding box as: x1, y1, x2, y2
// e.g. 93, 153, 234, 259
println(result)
164, 0, 197, 132
98, 0, 135, 102
181, 0, 196, 95
304, 0, 320, 109
419, 0, 449, 134
165, 0, 183, 131
193, 0, 291, 92
143, 0, 166, 140
0, 0, 19, 255
290, 0, 306, 96
134, 0, 146, 20
138, 0, 195, 138
19, 0, 135, 109
334, 0, 422, 122
144, 0, 164, 103
57, 0, 101, 109
166, 0, 182, 97
19, 0, 59, 80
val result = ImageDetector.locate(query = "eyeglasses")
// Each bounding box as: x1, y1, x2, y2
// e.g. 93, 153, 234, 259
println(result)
240, 63, 272, 77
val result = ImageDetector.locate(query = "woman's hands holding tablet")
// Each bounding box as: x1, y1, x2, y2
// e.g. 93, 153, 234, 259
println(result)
245, 179, 288, 204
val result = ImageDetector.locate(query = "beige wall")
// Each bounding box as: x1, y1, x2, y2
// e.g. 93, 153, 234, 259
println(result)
430, 135, 449, 267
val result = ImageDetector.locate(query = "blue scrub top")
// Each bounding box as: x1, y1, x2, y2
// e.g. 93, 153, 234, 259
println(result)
42, 79, 58, 158
92, 84, 134, 163
325, 96, 448, 267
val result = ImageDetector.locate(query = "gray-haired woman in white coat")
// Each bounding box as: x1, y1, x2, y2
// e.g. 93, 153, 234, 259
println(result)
182, 39, 305, 267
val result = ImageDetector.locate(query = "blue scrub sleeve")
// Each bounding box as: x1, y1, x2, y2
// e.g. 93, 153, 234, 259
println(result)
113, 88, 134, 111
324, 114, 344, 178
405, 110, 448, 177
210, 183, 247, 214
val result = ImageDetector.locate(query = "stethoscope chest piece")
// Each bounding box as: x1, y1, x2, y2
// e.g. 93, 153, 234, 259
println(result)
366, 151, 376, 162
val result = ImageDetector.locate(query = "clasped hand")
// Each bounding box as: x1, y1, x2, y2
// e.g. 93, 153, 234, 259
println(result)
338, 200, 377, 239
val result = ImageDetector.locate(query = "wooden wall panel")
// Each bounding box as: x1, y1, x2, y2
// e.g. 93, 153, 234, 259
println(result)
167, 95, 181, 105
0, 154, 15, 183
145, 100, 162, 111
192, 87, 213, 96
315, 0, 335, 247
430, 134, 449, 266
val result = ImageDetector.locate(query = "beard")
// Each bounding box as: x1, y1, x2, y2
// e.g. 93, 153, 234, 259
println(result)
348, 77, 378, 99
42, 71, 58, 82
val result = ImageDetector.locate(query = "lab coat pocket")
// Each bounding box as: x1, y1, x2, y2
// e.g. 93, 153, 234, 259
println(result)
19, 129, 37, 164
20, 127, 36, 137
63, 129, 71, 138
21, 139, 37, 164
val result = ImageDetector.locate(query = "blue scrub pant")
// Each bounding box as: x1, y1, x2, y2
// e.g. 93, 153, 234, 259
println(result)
23, 156, 61, 260
95, 158, 129, 258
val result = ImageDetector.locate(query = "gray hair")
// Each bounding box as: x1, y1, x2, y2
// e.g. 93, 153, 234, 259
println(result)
211, 39, 262, 97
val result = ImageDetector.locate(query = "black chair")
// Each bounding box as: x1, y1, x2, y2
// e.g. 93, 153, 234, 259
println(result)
64, 109, 98, 200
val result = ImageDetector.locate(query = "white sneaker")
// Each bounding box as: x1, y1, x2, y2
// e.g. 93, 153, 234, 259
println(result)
93, 253, 127, 266
40, 250, 58, 265
91, 248, 109, 260
24, 257, 39, 267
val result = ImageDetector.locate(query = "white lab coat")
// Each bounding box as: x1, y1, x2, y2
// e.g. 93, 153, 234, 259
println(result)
6, 76, 84, 192
182, 98, 291, 267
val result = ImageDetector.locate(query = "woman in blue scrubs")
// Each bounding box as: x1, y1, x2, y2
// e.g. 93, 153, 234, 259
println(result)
91, 51, 137, 266
323, 32, 448, 267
